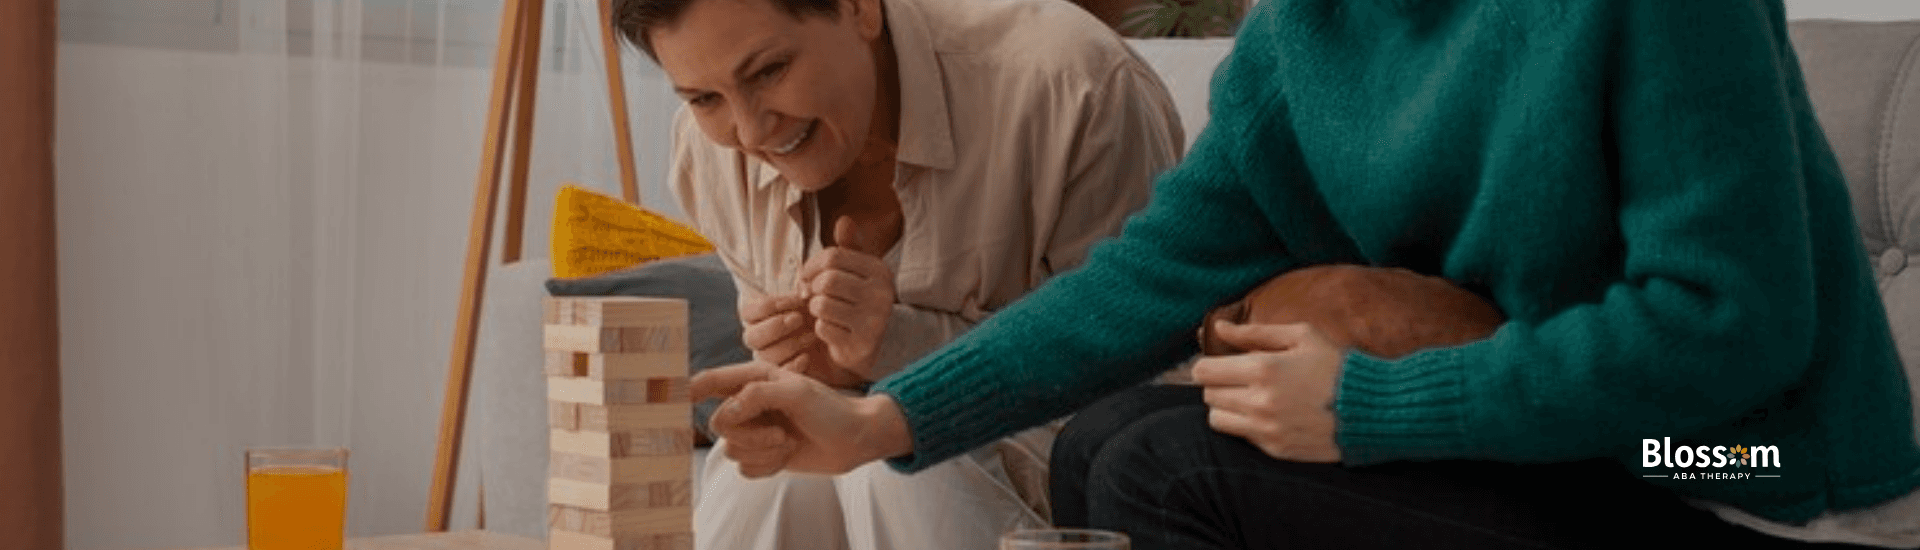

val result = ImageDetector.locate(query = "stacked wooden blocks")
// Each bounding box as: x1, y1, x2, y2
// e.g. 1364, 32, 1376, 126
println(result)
543, 296, 693, 550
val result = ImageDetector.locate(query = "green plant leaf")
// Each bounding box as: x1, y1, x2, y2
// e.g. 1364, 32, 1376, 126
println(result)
1119, 0, 1182, 37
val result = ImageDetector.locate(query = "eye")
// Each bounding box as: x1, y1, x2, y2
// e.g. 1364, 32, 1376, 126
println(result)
687, 93, 720, 108
750, 60, 788, 85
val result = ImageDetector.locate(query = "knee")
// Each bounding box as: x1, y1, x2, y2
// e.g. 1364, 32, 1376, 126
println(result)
1084, 405, 1215, 491
1054, 385, 1203, 473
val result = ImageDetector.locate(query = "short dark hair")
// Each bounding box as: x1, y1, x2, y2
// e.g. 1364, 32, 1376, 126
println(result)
611, 0, 841, 61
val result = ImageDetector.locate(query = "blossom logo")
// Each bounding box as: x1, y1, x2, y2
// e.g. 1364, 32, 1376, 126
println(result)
1640, 437, 1781, 480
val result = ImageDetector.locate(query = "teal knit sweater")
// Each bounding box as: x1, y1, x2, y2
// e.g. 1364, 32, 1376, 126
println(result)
873, 0, 1920, 523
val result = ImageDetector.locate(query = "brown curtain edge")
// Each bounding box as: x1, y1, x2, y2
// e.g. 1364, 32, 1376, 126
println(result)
0, 0, 63, 548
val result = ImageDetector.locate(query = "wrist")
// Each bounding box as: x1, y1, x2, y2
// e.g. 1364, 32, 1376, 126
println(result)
852, 393, 914, 462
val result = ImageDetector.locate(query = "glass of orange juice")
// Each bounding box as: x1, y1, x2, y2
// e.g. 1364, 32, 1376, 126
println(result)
245, 446, 348, 550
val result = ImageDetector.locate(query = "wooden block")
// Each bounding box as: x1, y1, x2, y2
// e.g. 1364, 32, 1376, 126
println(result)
550, 428, 693, 457
548, 478, 624, 511
642, 533, 694, 550
550, 378, 687, 406
612, 428, 695, 456
647, 478, 693, 508
569, 297, 687, 328
547, 478, 691, 510
545, 325, 688, 354
547, 528, 612, 550
645, 378, 688, 404
545, 351, 592, 377
589, 353, 686, 381
607, 506, 693, 537
548, 504, 693, 538
549, 378, 628, 406
549, 478, 691, 511
548, 528, 692, 550
606, 428, 698, 455
550, 451, 692, 484
549, 503, 610, 534
549, 401, 580, 431
566, 403, 687, 433
603, 403, 690, 431
563, 427, 694, 458
544, 298, 575, 326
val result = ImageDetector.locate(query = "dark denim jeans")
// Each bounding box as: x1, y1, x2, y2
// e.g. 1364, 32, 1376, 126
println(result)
1051, 385, 1873, 550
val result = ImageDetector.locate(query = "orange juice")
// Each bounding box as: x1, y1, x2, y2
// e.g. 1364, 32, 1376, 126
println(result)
246, 465, 346, 550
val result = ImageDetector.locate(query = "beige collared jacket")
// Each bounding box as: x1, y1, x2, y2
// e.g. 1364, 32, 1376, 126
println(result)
669, 0, 1185, 519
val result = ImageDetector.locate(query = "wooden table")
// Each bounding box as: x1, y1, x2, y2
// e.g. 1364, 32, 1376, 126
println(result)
178, 530, 543, 550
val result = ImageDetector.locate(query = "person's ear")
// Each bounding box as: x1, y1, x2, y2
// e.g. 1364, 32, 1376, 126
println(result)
844, 0, 884, 41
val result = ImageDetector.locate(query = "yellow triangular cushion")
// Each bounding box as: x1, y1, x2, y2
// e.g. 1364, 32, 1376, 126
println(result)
550, 184, 714, 279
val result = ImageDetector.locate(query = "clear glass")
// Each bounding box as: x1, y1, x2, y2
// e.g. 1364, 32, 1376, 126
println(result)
245, 447, 349, 550
1001, 528, 1131, 550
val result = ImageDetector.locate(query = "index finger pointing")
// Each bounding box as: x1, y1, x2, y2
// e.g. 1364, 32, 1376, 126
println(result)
690, 362, 778, 402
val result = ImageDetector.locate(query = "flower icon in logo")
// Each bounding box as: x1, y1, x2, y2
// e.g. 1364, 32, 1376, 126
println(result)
1730, 445, 1750, 467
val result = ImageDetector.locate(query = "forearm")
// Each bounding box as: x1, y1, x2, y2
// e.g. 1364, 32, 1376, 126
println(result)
865, 304, 976, 380
874, 152, 1297, 470
853, 393, 915, 462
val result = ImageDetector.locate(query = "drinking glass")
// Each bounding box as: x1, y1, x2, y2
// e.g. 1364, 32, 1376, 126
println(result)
245, 447, 349, 550
1001, 528, 1130, 550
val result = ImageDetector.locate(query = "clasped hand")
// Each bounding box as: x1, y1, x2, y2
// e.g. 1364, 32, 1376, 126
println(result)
1191, 265, 1506, 463
738, 217, 896, 388
1191, 321, 1346, 463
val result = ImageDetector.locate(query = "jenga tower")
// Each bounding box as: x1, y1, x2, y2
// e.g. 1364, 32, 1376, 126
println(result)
543, 296, 693, 550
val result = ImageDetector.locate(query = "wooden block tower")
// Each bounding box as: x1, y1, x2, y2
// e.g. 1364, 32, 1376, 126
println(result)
543, 296, 693, 550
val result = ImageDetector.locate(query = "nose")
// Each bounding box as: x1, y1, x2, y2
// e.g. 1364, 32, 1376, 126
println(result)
728, 96, 776, 152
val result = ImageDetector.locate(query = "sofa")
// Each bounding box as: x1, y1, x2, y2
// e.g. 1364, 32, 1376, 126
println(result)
1792, 19, 1920, 437
464, 18, 1920, 542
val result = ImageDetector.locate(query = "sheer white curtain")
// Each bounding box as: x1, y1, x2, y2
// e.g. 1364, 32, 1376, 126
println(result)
57, 0, 677, 547
230, 0, 677, 538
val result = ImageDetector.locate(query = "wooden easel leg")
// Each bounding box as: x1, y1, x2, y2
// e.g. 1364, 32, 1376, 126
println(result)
500, 0, 545, 264
427, 0, 534, 532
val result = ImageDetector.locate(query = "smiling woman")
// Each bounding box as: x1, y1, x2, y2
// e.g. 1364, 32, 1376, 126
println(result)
606, 0, 1185, 547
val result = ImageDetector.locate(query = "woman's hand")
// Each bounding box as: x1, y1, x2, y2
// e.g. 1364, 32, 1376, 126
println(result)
691, 362, 915, 478
799, 217, 896, 380
738, 293, 865, 388
1190, 320, 1347, 463
739, 293, 816, 366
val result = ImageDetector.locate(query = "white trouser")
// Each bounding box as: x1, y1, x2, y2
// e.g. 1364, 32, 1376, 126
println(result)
694, 427, 1055, 550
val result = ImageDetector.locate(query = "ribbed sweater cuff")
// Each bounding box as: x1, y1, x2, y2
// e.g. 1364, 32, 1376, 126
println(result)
871, 344, 1005, 473
1335, 349, 1473, 465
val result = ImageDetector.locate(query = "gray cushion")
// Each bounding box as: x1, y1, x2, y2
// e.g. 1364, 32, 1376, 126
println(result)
546, 253, 748, 440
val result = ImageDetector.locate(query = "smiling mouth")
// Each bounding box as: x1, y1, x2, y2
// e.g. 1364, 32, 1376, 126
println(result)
770, 120, 817, 156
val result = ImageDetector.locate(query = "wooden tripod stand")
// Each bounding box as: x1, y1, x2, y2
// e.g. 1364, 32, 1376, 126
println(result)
426, 0, 644, 531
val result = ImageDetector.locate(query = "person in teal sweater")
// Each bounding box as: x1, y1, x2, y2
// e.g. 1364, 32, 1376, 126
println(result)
691, 0, 1920, 547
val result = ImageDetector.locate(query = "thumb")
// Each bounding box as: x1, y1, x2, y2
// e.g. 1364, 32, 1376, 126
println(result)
1211, 320, 1309, 352
834, 216, 884, 256
708, 370, 813, 435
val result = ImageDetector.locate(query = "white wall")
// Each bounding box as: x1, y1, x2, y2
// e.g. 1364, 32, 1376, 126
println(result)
1787, 0, 1920, 21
